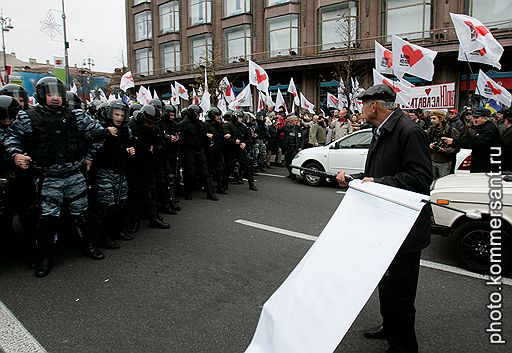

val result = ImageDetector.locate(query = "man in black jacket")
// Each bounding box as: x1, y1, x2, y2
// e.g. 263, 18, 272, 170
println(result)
442, 108, 500, 173
205, 107, 226, 194
337, 84, 432, 353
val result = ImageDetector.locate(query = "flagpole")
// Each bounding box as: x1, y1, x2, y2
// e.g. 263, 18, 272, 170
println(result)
464, 53, 486, 107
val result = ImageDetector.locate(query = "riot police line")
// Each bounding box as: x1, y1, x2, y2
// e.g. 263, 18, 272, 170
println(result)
0, 77, 264, 278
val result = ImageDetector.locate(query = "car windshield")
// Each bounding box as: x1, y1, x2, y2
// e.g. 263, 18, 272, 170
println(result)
337, 131, 372, 148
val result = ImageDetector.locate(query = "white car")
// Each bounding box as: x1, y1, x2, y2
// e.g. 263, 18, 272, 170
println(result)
430, 173, 512, 274
291, 129, 471, 186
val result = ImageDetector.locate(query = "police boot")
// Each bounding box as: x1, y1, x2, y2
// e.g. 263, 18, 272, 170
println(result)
73, 215, 105, 260
207, 191, 219, 201
148, 217, 171, 229
204, 180, 219, 201
99, 206, 120, 249
34, 216, 58, 278
127, 219, 140, 235
159, 205, 177, 215
249, 182, 258, 191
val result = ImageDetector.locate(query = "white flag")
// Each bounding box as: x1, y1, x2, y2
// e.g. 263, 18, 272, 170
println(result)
120, 71, 135, 92
153, 90, 159, 100
450, 13, 503, 69
372, 69, 411, 107
375, 41, 393, 75
98, 88, 108, 103
71, 82, 78, 94
219, 76, 235, 104
108, 93, 116, 102
392, 35, 437, 81
300, 92, 315, 114
287, 78, 300, 106
275, 89, 286, 111
258, 91, 265, 111
228, 85, 252, 110
476, 70, 512, 107
200, 87, 211, 112
174, 82, 189, 100
327, 92, 342, 110
217, 94, 227, 114
245, 181, 428, 353
249, 60, 269, 94
265, 91, 275, 107
398, 77, 415, 88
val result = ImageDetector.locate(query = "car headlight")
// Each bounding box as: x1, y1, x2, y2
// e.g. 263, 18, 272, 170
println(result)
293, 151, 302, 159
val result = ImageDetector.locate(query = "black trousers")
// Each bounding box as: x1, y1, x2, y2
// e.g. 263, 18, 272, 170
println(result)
284, 148, 298, 173
126, 159, 158, 221
223, 148, 254, 188
379, 251, 422, 353
181, 149, 212, 194
207, 150, 225, 189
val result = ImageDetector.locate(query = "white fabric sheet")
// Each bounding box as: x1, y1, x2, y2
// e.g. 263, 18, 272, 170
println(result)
245, 180, 428, 353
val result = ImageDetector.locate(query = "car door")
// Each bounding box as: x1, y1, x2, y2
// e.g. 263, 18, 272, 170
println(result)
327, 130, 373, 174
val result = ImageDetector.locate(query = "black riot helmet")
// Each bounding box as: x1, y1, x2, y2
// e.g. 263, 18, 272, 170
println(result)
207, 107, 222, 121
66, 91, 83, 110
107, 100, 129, 124
164, 104, 176, 114
234, 110, 245, 123
187, 104, 202, 120
244, 112, 255, 124
149, 98, 163, 112
35, 76, 67, 107
88, 100, 103, 116
139, 104, 160, 124
0, 84, 29, 109
0, 95, 21, 123
180, 107, 189, 120
223, 110, 234, 122
129, 103, 142, 117
95, 102, 109, 123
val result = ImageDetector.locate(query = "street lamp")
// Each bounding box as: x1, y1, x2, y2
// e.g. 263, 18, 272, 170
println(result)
1, 9, 13, 84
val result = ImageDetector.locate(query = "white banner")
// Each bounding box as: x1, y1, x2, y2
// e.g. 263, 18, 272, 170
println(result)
404, 82, 456, 109
245, 181, 427, 353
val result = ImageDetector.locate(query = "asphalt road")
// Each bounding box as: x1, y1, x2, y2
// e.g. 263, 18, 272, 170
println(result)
0, 166, 510, 353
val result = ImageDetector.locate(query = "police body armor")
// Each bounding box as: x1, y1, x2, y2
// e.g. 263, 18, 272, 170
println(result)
25, 107, 85, 167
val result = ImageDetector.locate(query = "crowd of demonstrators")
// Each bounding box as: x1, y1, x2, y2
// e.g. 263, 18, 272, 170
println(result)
0, 78, 263, 278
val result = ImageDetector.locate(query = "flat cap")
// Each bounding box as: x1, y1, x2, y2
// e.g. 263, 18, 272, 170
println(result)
473, 108, 491, 117
357, 84, 396, 103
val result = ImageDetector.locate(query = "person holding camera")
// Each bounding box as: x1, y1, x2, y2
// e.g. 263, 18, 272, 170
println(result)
426, 111, 459, 179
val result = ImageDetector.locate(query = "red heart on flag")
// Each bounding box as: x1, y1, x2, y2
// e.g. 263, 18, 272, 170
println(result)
255, 69, 267, 84
464, 21, 489, 38
330, 96, 338, 104
479, 48, 487, 56
179, 87, 185, 94
487, 81, 502, 95
402, 45, 424, 67
384, 50, 393, 68
226, 85, 232, 96
425, 88, 432, 95
293, 91, 297, 97
383, 79, 401, 93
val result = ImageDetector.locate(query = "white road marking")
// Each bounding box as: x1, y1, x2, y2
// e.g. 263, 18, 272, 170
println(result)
257, 173, 286, 178
0, 301, 47, 353
235, 219, 318, 242
236, 219, 512, 286
336, 191, 346, 194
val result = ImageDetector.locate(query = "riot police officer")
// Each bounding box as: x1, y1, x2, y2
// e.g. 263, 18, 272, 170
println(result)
177, 105, 218, 201
223, 110, 258, 192
126, 104, 170, 233
205, 107, 226, 194
93, 100, 135, 249
160, 104, 181, 212
4, 77, 105, 278
283, 115, 304, 179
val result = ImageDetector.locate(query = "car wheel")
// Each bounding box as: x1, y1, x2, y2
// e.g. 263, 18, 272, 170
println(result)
302, 162, 325, 187
452, 220, 511, 275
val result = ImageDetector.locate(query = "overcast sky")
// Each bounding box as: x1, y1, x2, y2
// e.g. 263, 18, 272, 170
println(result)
2, 0, 126, 72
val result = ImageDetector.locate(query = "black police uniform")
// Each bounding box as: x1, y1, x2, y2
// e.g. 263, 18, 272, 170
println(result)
204, 114, 226, 194
177, 106, 217, 200
283, 123, 304, 177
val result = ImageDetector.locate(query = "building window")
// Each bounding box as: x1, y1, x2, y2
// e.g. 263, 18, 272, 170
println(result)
190, 34, 213, 65
468, 0, 512, 29
161, 42, 181, 72
189, 0, 212, 26
319, 2, 358, 51
382, 0, 431, 40
159, 1, 180, 34
136, 48, 153, 76
224, 0, 251, 17
134, 11, 152, 41
134, 0, 150, 5
267, 0, 297, 6
267, 14, 299, 57
225, 25, 251, 63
